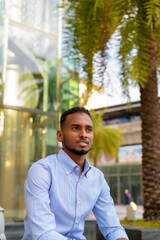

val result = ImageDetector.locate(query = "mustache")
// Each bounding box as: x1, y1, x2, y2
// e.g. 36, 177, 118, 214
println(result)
77, 140, 89, 144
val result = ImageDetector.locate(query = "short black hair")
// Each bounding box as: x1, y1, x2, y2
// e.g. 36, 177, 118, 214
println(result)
60, 107, 92, 128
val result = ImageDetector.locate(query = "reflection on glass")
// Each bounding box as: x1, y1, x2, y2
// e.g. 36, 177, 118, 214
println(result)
0, 19, 4, 103
4, 64, 20, 105
8, 0, 58, 35
0, 110, 4, 136
100, 165, 142, 205
120, 176, 129, 204
130, 175, 141, 204
0, 0, 59, 223
109, 177, 118, 204
3, 23, 58, 111
0, 108, 56, 220
61, 64, 79, 112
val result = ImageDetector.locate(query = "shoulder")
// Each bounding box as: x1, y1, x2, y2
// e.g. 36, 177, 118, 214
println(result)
90, 165, 104, 175
26, 154, 57, 189
32, 154, 57, 167
28, 154, 57, 177
90, 167, 110, 195
88, 165, 106, 182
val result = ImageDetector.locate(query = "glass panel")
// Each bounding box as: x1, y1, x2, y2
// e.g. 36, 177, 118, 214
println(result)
0, 1, 4, 103
8, 0, 58, 35
130, 175, 141, 204
104, 174, 110, 184
130, 164, 141, 173
108, 166, 117, 174
120, 176, 130, 204
60, 61, 79, 112
3, 23, 57, 111
0, 0, 5, 18
99, 166, 109, 175
119, 165, 129, 174
61, 78, 79, 112
0, 107, 56, 220
109, 176, 118, 204
0, 25, 3, 103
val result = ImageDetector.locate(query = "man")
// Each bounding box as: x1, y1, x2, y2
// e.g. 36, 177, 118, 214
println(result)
22, 107, 129, 240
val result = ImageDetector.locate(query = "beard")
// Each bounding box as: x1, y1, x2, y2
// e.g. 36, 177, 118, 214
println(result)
63, 140, 91, 156
65, 146, 90, 156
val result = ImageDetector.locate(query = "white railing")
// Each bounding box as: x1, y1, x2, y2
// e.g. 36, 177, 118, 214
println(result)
0, 207, 7, 240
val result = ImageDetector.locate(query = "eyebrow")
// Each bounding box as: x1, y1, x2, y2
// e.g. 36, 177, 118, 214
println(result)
71, 124, 93, 129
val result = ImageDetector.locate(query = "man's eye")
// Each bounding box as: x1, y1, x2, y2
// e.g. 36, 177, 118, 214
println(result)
72, 127, 79, 130
87, 128, 93, 132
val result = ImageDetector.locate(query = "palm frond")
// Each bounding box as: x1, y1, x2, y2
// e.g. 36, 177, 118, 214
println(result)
61, 0, 118, 91
112, 0, 160, 91
61, 0, 160, 97
88, 111, 124, 165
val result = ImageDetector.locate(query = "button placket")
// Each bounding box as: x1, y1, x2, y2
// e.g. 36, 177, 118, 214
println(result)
75, 177, 81, 226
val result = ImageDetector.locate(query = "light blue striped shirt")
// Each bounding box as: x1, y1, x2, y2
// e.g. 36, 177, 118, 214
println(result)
22, 149, 128, 240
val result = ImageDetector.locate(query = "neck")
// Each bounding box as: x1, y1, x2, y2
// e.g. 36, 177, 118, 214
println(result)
63, 148, 86, 172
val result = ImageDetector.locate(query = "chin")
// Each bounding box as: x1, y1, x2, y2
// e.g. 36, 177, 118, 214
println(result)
65, 144, 91, 156
73, 149, 90, 156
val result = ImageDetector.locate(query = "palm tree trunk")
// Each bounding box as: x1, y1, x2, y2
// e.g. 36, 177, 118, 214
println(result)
140, 28, 160, 220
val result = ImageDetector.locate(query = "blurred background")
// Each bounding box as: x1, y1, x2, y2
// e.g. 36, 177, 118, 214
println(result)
1, 0, 160, 228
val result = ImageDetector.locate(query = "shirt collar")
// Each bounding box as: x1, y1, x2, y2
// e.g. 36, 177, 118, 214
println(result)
57, 149, 91, 177
83, 158, 91, 178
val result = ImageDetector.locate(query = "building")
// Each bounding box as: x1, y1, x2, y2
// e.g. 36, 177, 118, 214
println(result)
0, 0, 58, 221
95, 101, 142, 205
0, 0, 79, 221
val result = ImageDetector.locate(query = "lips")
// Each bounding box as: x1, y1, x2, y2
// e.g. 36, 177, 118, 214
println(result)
77, 140, 89, 147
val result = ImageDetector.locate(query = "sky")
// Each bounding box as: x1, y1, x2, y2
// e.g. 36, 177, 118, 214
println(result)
85, 83, 140, 110
85, 35, 140, 110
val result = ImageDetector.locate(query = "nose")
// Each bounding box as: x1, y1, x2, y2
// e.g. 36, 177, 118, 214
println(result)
79, 128, 87, 138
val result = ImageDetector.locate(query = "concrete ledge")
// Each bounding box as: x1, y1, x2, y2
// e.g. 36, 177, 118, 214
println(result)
97, 224, 160, 240
5, 223, 24, 240
125, 226, 160, 240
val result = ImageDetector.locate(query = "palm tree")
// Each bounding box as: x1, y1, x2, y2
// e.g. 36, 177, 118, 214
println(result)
61, 0, 160, 220
113, 0, 160, 220
61, 0, 119, 94
88, 111, 124, 167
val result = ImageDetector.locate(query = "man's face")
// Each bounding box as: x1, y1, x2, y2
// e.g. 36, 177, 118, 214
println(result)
57, 112, 93, 158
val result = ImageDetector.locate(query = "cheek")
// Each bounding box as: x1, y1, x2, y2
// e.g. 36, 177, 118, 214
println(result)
63, 133, 76, 142
90, 134, 94, 141
88, 135, 93, 145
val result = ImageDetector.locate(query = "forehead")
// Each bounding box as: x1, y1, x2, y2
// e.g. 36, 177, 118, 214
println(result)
63, 112, 93, 127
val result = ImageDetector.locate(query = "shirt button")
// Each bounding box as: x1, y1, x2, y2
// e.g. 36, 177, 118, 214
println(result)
77, 200, 80, 204
76, 220, 78, 223
76, 167, 79, 170
78, 182, 80, 186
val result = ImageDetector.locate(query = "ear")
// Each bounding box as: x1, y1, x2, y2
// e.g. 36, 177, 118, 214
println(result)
57, 130, 63, 142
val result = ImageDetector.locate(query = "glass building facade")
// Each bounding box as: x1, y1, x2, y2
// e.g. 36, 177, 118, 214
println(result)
100, 164, 142, 205
0, 0, 59, 220
99, 106, 143, 205
0, 0, 79, 221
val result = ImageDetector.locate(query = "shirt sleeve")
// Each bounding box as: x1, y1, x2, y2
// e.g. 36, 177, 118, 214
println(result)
24, 163, 68, 240
92, 172, 129, 240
